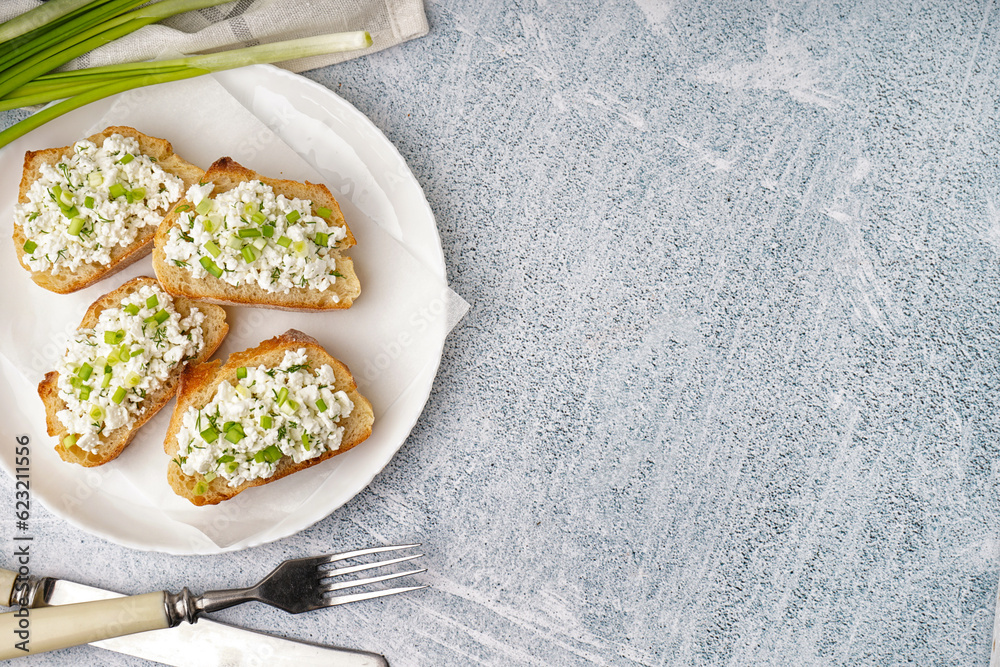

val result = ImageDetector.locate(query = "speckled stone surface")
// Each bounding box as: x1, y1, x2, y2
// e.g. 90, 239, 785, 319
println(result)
4, 0, 1000, 664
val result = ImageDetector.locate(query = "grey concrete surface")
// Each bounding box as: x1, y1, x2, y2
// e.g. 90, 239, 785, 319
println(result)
3, 0, 1000, 664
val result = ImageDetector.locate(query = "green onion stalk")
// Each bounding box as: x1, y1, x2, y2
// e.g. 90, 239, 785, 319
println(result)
0, 30, 373, 149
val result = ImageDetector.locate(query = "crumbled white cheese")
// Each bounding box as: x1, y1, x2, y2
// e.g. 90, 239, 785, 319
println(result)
14, 134, 184, 273
162, 180, 347, 296
174, 348, 354, 488
55, 284, 205, 453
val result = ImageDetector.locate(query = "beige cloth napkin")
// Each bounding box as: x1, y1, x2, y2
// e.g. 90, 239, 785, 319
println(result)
0, 0, 428, 72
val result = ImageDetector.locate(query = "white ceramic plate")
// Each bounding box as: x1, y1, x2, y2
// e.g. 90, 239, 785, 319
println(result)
0, 65, 450, 554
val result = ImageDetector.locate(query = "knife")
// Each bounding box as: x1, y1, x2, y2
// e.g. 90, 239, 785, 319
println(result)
0, 568, 388, 666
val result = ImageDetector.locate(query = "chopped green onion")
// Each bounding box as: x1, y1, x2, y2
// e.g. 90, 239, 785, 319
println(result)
240, 245, 257, 263
104, 329, 124, 345
84, 195, 95, 208
260, 414, 272, 429
236, 366, 247, 379
22, 239, 37, 253
117, 153, 134, 165
313, 232, 329, 247
276, 235, 292, 248
203, 240, 221, 258
62, 433, 77, 450
199, 256, 222, 278
193, 480, 208, 496
76, 362, 93, 380
285, 210, 300, 223
195, 198, 213, 215
87, 172, 102, 188
66, 216, 85, 236
252, 237, 267, 250
100, 372, 112, 389
251, 211, 266, 224
145, 294, 158, 309
316, 398, 328, 413
262, 444, 283, 463
225, 427, 244, 444
291, 240, 307, 256
237, 228, 260, 238
225, 461, 239, 474
226, 235, 243, 251
217, 455, 235, 463
253, 451, 266, 463
124, 371, 141, 387
201, 216, 217, 233
301, 433, 311, 451
59, 189, 74, 207
262, 225, 274, 238
78, 385, 91, 401
316, 206, 332, 218
276, 387, 289, 405
108, 183, 126, 199
130, 348, 144, 357
203, 471, 217, 483
200, 426, 219, 443
62, 205, 79, 218
148, 309, 170, 325
124, 304, 139, 316
111, 386, 127, 404
130, 186, 145, 200
89, 405, 105, 422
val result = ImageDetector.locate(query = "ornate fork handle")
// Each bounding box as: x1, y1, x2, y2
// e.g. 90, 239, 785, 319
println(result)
0, 544, 425, 659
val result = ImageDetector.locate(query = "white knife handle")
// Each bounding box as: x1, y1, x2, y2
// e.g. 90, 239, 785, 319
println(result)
0, 569, 16, 606
0, 591, 169, 659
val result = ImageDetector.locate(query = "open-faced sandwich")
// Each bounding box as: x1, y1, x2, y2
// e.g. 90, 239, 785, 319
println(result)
153, 157, 361, 310
165, 329, 373, 505
13, 126, 204, 293
38, 276, 228, 466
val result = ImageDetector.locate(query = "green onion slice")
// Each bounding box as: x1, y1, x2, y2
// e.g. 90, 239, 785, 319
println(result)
199, 256, 222, 278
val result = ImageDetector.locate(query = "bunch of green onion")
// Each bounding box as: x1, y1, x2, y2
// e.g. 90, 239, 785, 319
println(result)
0, 0, 372, 148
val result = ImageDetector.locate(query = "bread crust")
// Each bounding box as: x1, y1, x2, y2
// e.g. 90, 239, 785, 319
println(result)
13, 126, 205, 294
38, 276, 229, 466
152, 157, 361, 311
164, 329, 374, 506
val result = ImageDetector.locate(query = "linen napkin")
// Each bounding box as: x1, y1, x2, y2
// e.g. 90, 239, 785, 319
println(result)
0, 0, 428, 72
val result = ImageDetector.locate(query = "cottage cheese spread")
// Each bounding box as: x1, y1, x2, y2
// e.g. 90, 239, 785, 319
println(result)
15, 134, 184, 273
162, 180, 347, 296
174, 348, 354, 488
56, 284, 205, 453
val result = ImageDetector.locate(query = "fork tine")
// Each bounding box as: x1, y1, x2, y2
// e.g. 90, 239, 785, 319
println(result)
323, 584, 429, 607
321, 567, 427, 593
320, 552, 423, 578
319, 543, 421, 565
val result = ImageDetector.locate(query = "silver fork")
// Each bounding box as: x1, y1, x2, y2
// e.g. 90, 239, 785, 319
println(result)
0, 544, 426, 660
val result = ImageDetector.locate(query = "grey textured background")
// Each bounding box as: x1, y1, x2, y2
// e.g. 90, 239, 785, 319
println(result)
3, 0, 1000, 664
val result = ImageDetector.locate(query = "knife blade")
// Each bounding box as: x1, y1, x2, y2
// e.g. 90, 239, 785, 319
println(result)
2, 569, 388, 666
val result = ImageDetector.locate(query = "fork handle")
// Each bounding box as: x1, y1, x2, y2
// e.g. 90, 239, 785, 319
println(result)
0, 591, 168, 659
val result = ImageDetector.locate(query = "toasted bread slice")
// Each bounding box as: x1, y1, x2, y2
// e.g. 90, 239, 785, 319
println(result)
38, 276, 229, 467
165, 329, 374, 506
152, 157, 361, 311
13, 126, 204, 294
